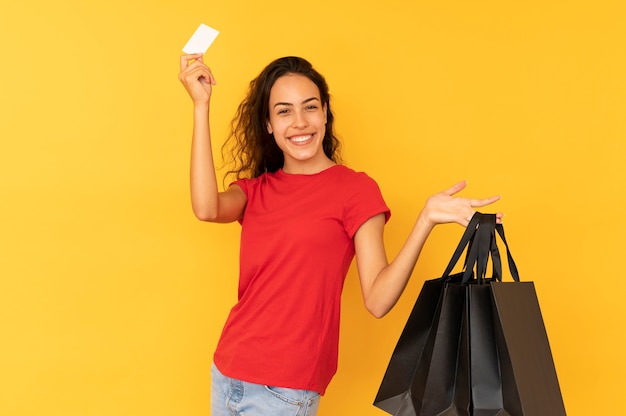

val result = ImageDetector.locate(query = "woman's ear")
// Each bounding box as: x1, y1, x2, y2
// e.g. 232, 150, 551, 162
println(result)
324, 103, 328, 124
266, 120, 273, 134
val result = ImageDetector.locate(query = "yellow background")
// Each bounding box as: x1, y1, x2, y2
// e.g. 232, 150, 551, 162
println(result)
1, 0, 624, 414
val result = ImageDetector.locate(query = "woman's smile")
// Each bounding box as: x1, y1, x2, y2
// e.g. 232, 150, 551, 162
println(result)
289, 134, 314, 144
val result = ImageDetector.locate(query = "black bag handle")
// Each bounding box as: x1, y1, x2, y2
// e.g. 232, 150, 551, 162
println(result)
468, 214, 497, 283
467, 213, 520, 283
493, 222, 520, 281
441, 212, 520, 284
441, 214, 481, 279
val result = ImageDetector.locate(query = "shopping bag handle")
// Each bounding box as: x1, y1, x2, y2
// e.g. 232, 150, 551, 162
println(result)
441, 212, 520, 283
493, 222, 520, 282
467, 213, 520, 283
441, 213, 481, 279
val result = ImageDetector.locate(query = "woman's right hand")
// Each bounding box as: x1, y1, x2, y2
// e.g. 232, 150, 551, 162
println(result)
178, 54, 217, 106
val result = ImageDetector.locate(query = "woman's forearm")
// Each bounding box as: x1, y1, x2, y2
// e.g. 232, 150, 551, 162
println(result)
361, 213, 434, 318
189, 104, 220, 221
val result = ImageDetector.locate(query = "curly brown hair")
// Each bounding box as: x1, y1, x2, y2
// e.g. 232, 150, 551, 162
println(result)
222, 56, 341, 181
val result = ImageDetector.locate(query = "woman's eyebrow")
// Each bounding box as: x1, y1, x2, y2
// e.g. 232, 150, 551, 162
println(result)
273, 97, 321, 108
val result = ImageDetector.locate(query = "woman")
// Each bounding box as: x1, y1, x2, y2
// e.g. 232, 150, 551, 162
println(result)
178, 55, 501, 415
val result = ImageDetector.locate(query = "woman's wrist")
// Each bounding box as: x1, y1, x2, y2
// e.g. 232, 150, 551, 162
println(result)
193, 102, 210, 113
416, 208, 436, 232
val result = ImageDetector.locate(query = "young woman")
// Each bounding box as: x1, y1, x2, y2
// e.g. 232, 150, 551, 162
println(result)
178, 55, 501, 415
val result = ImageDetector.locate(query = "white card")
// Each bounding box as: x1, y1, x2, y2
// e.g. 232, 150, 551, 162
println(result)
182, 24, 219, 54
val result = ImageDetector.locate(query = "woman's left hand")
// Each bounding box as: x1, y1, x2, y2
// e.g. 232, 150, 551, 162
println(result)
420, 181, 503, 228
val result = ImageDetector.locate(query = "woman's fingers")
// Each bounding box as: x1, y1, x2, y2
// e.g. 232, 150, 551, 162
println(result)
426, 182, 503, 227
465, 211, 505, 225
442, 181, 500, 207
180, 53, 203, 72
442, 180, 468, 196
442, 181, 501, 209
180, 65, 211, 84
178, 56, 217, 105
179, 57, 217, 87
469, 195, 501, 208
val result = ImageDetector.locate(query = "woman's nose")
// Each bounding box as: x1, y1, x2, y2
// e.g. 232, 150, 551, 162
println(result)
291, 111, 308, 128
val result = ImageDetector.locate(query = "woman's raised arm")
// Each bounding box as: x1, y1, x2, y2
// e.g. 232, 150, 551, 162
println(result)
179, 55, 246, 223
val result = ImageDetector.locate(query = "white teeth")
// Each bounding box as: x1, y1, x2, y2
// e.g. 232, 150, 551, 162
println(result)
290, 135, 312, 143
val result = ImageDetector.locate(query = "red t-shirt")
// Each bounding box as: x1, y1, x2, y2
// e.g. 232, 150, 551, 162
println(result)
213, 165, 390, 395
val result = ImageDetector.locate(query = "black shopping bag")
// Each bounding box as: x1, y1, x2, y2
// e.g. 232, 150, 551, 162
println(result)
489, 282, 566, 415
373, 215, 481, 415
373, 213, 566, 416
373, 272, 471, 416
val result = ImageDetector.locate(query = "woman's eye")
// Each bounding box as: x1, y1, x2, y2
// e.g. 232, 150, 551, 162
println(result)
277, 108, 289, 115
306, 105, 318, 111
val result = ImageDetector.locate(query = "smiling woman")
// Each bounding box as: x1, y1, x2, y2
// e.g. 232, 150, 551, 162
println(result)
266, 74, 331, 174
177, 55, 501, 415
222, 56, 342, 181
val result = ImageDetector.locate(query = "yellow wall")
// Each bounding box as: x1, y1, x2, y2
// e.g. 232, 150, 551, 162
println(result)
1, 0, 624, 414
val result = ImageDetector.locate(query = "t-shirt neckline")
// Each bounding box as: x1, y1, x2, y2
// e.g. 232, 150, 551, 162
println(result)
277, 164, 343, 178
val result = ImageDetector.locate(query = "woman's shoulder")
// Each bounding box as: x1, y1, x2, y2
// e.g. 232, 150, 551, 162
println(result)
331, 164, 377, 183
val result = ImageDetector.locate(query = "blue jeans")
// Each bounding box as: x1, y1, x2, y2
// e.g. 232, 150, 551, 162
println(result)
211, 363, 321, 416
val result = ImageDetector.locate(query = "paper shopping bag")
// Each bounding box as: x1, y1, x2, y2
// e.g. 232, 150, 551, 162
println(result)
374, 213, 566, 416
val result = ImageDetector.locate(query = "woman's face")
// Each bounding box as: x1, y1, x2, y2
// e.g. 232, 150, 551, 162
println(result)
266, 73, 330, 174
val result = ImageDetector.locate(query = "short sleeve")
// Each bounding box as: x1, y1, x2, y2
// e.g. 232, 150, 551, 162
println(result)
343, 173, 391, 238
229, 178, 251, 225
230, 178, 249, 196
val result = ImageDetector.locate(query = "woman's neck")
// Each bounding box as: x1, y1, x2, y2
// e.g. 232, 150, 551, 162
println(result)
281, 157, 336, 175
